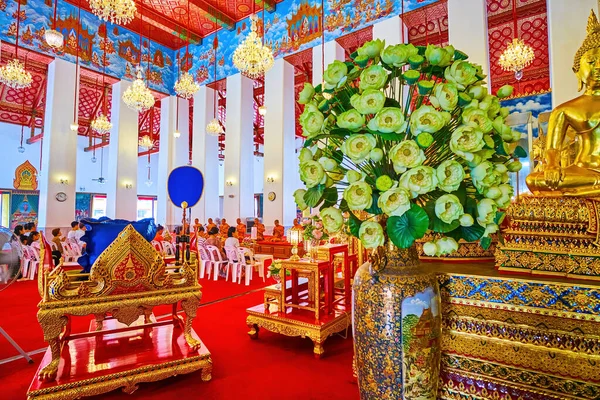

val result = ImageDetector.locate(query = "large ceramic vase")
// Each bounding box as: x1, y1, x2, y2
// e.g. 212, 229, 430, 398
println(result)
353, 242, 442, 400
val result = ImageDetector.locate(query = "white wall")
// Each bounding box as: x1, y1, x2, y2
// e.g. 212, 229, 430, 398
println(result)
137, 153, 159, 197
254, 156, 264, 194
75, 136, 109, 194
0, 122, 42, 189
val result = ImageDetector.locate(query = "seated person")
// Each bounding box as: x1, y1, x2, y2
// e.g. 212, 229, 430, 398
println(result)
20, 234, 28, 246
51, 228, 64, 267
13, 225, 23, 238
235, 218, 246, 239
254, 218, 265, 241
293, 218, 302, 229
154, 225, 165, 242
67, 221, 79, 240
197, 225, 208, 239
219, 218, 230, 236
193, 218, 202, 233
206, 218, 217, 233
28, 231, 41, 250
271, 220, 285, 241
206, 227, 226, 259
224, 226, 240, 248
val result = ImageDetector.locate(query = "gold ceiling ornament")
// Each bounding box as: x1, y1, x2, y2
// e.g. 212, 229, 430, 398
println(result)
498, 38, 535, 81
138, 134, 156, 150
174, 71, 200, 99
233, 14, 274, 79
90, 113, 112, 135
206, 118, 224, 136
123, 67, 155, 112
89, 0, 136, 25
0, 59, 33, 89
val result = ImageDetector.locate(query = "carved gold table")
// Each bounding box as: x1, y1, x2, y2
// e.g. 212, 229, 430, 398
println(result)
247, 258, 351, 358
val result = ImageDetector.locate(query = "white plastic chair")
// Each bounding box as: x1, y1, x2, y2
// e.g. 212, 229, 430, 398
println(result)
224, 246, 239, 282
206, 245, 228, 281
236, 247, 255, 286
28, 246, 40, 280
162, 241, 176, 257
151, 240, 163, 254
49, 241, 58, 252
198, 246, 212, 279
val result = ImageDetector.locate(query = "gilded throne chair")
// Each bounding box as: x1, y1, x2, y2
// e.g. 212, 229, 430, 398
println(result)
28, 224, 212, 400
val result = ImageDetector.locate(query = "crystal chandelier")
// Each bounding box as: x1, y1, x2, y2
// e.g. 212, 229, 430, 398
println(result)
89, 0, 136, 25
174, 71, 200, 99
0, 59, 33, 89
206, 118, 224, 136
233, 14, 274, 79
123, 67, 155, 112
91, 113, 112, 135
138, 135, 156, 150
499, 38, 535, 81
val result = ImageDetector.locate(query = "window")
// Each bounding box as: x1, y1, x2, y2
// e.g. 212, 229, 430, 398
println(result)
0, 192, 9, 227
137, 196, 157, 220
91, 195, 107, 218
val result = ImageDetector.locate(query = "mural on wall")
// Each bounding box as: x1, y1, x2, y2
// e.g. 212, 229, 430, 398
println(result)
187, 0, 438, 84
12, 160, 38, 191
501, 92, 552, 136
10, 192, 38, 229
0, 0, 175, 94
75, 192, 91, 221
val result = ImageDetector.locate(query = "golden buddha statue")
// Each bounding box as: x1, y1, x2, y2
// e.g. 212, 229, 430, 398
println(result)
526, 10, 600, 196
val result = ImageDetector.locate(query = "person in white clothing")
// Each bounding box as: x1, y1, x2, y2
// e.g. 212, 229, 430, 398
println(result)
67, 221, 79, 240
223, 226, 240, 248
74, 222, 87, 241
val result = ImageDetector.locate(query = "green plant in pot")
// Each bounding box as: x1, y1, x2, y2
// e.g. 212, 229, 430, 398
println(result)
293, 39, 520, 399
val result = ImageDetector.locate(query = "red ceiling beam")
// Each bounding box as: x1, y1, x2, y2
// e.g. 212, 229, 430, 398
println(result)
84, 138, 109, 152
26, 133, 44, 144
135, 3, 203, 44
190, 0, 236, 30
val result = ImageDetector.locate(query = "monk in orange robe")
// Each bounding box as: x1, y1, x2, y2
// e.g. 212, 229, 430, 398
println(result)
206, 218, 217, 233
254, 218, 265, 241
272, 219, 285, 241
293, 218, 302, 229
236, 218, 246, 239
219, 218, 230, 236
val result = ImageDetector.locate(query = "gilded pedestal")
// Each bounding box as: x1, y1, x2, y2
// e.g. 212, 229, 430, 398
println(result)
496, 196, 600, 280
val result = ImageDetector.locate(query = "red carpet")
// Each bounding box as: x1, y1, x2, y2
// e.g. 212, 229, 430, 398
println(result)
0, 276, 359, 399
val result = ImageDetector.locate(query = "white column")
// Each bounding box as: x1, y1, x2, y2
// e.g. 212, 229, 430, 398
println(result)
548, 0, 597, 106
105, 81, 138, 220
448, 0, 490, 83
157, 96, 186, 229
263, 58, 297, 229
192, 86, 219, 223
224, 73, 254, 221
373, 16, 407, 45
38, 59, 77, 232
312, 41, 346, 86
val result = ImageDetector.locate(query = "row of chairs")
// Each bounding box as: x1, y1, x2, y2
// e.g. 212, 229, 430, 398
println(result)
21, 245, 40, 280
198, 245, 265, 285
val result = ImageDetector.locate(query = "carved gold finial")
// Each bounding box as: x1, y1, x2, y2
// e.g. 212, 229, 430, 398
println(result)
574, 9, 600, 72
588, 9, 600, 34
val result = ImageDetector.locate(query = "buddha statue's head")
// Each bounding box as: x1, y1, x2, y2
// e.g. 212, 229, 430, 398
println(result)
574, 10, 600, 91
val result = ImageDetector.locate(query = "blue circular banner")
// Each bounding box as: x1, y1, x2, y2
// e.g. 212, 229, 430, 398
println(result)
167, 166, 204, 208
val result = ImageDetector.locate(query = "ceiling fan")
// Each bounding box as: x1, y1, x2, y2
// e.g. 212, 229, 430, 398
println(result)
92, 147, 106, 184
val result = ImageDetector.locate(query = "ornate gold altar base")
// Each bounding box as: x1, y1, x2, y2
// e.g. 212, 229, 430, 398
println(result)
246, 301, 351, 358
496, 196, 600, 280
416, 235, 497, 261
433, 262, 600, 400
27, 318, 212, 400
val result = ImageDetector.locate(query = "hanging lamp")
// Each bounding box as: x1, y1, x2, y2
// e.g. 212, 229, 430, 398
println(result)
70, 0, 81, 132
45, 0, 64, 49
232, 1, 274, 79
138, 106, 156, 150
498, 0, 535, 81
174, 3, 199, 99
91, 31, 113, 135
89, 0, 136, 25
0, 0, 32, 89
123, 7, 155, 112
206, 33, 224, 137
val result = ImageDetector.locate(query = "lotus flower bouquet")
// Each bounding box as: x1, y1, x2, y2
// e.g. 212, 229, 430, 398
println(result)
293, 40, 524, 256
301, 215, 330, 243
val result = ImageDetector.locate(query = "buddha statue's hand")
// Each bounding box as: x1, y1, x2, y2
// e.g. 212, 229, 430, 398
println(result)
544, 165, 563, 190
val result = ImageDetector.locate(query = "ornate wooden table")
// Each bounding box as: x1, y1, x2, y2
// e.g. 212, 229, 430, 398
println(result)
246, 258, 351, 358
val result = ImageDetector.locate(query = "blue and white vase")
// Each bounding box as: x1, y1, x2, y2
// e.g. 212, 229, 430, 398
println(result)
353, 243, 442, 399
